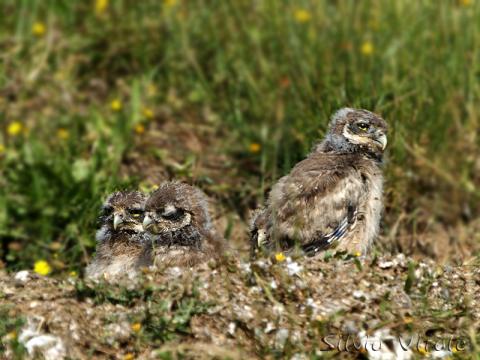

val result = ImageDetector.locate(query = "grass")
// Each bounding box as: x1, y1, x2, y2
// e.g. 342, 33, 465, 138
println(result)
0, 0, 479, 272
0, 305, 26, 359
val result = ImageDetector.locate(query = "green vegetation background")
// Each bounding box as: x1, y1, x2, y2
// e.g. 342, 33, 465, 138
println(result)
0, 0, 479, 273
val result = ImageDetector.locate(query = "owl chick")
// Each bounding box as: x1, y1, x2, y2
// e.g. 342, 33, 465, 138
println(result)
142, 181, 223, 268
85, 191, 148, 281
251, 108, 388, 257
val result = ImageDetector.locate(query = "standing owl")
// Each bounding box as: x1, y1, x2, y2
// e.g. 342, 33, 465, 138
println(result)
85, 191, 148, 280
142, 181, 223, 268
251, 108, 388, 257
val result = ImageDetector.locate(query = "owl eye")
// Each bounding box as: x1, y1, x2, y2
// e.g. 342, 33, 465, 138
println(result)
357, 123, 370, 131
129, 209, 144, 218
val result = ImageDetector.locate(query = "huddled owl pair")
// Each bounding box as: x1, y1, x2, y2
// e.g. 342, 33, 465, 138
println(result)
87, 107, 388, 280
86, 182, 222, 280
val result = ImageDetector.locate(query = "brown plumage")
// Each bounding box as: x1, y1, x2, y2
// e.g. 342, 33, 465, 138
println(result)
251, 108, 388, 257
86, 191, 148, 281
142, 181, 224, 268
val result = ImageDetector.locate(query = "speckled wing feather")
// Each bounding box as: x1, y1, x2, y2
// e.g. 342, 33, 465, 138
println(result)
301, 205, 357, 256
266, 152, 365, 252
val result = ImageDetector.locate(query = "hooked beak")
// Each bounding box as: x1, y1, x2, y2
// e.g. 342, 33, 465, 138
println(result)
143, 214, 153, 230
375, 133, 387, 151
113, 213, 124, 230
257, 230, 267, 247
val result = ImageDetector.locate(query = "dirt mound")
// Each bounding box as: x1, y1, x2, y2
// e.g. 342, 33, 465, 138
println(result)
2, 254, 478, 359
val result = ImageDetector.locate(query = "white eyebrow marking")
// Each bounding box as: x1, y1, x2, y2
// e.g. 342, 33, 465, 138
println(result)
163, 204, 177, 216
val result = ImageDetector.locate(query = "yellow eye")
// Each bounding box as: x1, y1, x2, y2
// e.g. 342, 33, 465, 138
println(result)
357, 123, 369, 131
130, 209, 143, 218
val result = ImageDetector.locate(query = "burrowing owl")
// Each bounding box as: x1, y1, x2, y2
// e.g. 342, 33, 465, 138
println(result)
142, 181, 223, 267
86, 191, 148, 280
251, 108, 388, 257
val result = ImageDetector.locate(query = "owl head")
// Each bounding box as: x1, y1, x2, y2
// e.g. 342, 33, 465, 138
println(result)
320, 108, 388, 157
142, 182, 212, 235
97, 191, 146, 238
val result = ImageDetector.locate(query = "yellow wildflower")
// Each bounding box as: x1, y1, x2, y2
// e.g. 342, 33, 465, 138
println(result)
95, 0, 109, 15
57, 128, 69, 140
275, 252, 286, 262
6, 331, 17, 340
131, 323, 142, 332
0, 144, 5, 155
460, 0, 472, 6
294, 9, 311, 23
354, 251, 361, 257
403, 316, 413, 324
32, 22, 46, 37
135, 124, 145, 134
123, 353, 135, 360
34, 260, 52, 276
360, 41, 374, 56
69, 271, 78, 277
142, 108, 154, 120
7, 121, 23, 136
417, 346, 429, 355
110, 99, 122, 111
249, 143, 261, 153
163, 0, 177, 7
